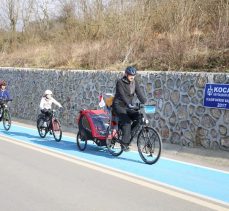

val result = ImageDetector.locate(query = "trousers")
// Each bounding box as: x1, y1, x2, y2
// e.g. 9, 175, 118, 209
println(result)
113, 103, 140, 145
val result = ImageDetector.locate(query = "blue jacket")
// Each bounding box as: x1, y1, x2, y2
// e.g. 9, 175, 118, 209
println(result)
0, 89, 12, 101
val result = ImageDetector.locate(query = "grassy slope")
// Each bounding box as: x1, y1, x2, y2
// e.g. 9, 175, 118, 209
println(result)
0, 0, 228, 72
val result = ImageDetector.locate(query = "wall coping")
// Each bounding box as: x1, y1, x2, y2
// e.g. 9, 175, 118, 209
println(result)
0, 67, 228, 75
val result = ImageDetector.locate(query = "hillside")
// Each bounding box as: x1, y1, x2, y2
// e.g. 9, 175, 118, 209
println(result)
0, 0, 228, 72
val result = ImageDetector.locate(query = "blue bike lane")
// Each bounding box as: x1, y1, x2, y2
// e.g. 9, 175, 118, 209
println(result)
0, 124, 229, 204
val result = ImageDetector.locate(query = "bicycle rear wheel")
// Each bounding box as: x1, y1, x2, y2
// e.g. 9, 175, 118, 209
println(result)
76, 131, 87, 151
37, 118, 47, 138
3, 109, 11, 131
106, 126, 123, 156
52, 118, 62, 142
137, 127, 162, 165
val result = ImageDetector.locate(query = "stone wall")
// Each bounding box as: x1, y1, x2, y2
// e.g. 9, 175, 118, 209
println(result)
1, 67, 228, 150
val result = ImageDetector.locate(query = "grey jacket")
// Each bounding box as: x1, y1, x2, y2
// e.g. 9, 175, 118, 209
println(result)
113, 76, 146, 113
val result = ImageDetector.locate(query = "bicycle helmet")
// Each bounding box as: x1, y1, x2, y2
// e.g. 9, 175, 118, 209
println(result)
44, 90, 53, 96
125, 66, 137, 76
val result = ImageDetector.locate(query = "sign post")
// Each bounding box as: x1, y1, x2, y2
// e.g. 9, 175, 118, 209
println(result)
203, 83, 229, 110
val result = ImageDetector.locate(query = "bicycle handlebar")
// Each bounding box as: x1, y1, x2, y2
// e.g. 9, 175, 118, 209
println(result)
128, 103, 156, 112
0, 99, 12, 104
128, 103, 144, 111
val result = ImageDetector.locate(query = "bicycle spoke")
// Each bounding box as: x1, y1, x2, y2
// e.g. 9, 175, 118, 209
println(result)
3, 109, 11, 131
52, 119, 62, 142
106, 127, 123, 156
137, 127, 162, 165
76, 132, 87, 151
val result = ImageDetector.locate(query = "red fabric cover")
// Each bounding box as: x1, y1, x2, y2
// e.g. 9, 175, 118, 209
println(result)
76, 110, 109, 140
52, 119, 60, 131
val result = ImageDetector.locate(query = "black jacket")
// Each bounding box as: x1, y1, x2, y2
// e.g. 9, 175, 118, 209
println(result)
113, 76, 146, 113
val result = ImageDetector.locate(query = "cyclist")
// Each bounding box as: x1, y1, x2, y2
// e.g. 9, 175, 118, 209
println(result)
0, 80, 12, 121
39, 90, 62, 128
113, 66, 147, 151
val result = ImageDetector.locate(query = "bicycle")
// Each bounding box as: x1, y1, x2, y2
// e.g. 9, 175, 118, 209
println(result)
106, 104, 162, 165
37, 109, 62, 142
0, 99, 12, 131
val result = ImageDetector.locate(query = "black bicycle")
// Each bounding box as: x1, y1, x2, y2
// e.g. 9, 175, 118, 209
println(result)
37, 109, 62, 142
106, 104, 162, 165
0, 99, 12, 131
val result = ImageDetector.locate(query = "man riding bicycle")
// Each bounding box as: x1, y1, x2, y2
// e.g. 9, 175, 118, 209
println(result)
113, 66, 147, 151
0, 80, 12, 121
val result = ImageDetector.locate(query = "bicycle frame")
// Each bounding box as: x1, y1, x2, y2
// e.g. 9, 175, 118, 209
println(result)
128, 104, 151, 142
106, 103, 162, 164
51, 112, 60, 131
106, 103, 150, 141
37, 109, 62, 141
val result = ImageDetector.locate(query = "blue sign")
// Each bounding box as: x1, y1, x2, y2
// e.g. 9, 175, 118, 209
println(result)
203, 83, 229, 109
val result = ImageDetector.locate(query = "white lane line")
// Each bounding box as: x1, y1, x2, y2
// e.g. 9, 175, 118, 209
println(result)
9, 123, 229, 174
0, 135, 228, 211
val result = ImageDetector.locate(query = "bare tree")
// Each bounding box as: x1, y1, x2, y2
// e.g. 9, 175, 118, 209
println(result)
0, 0, 20, 50
34, 0, 56, 31
21, 0, 35, 32
0, 0, 20, 31
7, 0, 19, 33
59, 0, 77, 39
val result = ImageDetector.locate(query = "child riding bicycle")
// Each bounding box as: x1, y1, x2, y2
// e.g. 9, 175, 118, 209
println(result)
39, 90, 62, 129
0, 80, 12, 121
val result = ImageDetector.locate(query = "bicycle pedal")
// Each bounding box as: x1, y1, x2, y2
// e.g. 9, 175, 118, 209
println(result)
123, 147, 130, 152
122, 145, 130, 152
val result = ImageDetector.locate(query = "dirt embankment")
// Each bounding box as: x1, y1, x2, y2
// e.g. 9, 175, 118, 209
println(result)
0, 0, 228, 71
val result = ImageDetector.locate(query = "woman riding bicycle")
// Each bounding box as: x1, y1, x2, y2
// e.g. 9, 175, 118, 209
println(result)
0, 80, 12, 121
39, 90, 62, 128
113, 66, 147, 151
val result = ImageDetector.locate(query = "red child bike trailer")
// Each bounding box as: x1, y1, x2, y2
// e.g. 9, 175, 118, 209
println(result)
76, 109, 111, 150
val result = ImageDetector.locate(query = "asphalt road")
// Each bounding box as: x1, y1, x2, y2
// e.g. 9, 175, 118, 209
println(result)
0, 138, 227, 211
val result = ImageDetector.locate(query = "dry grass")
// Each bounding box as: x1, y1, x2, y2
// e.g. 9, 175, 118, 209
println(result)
0, 0, 228, 71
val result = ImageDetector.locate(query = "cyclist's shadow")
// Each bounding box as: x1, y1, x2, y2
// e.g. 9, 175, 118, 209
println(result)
78, 144, 144, 164
31, 138, 144, 164
30, 137, 76, 151
0, 130, 40, 139
0, 128, 144, 164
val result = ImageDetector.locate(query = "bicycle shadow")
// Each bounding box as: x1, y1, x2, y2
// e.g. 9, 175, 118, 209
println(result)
81, 144, 144, 164
0, 130, 40, 139
30, 138, 144, 164
30, 138, 77, 151
0, 128, 144, 164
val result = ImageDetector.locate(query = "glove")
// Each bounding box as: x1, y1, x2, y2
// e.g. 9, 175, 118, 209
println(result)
128, 104, 135, 109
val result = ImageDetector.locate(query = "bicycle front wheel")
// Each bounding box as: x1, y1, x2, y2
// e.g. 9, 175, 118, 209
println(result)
52, 119, 62, 142
137, 127, 162, 165
106, 126, 123, 156
3, 109, 11, 131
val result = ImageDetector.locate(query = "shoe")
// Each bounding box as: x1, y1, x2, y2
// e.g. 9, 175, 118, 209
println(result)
122, 144, 130, 152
